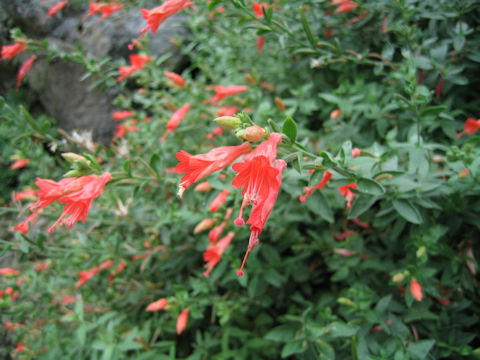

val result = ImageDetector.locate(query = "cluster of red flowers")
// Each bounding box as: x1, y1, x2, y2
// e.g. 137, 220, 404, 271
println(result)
117, 54, 152, 82
83, 2, 124, 20
175, 131, 286, 275
14, 172, 112, 235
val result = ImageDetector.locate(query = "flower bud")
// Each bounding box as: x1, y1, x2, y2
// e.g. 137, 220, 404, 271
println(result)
416, 246, 426, 258
213, 116, 242, 130
337, 297, 356, 307
238, 125, 266, 142
62, 153, 89, 164
410, 278, 423, 301
459, 168, 470, 178
193, 218, 217, 234
392, 273, 405, 283
194, 181, 212, 192
330, 109, 342, 119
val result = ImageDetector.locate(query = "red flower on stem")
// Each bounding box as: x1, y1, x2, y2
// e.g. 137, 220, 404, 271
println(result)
252, 2, 269, 18
159, 103, 190, 142
175, 142, 251, 197
410, 278, 423, 301
14, 172, 112, 234
165, 71, 186, 86
204, 232, 234, 277
176, 309, 189, 334
112, 110, 134, 121
338, 183, 357, 209
207, 85, 248, 104
217, 106, 238, 117
257, 35, 264, 53
299, 170, 332, 203
146, 298, 168, 311
209, 189, 229, 212
237, 159, 287, 276
129, 0, 193, 49
456, 118, 480, 138
44, 0, 68, 23
16, 55, 36, 91
116, 54, 152, 82
1, 42, 27, 61
84, 2, 124, 20
10, 159, 30, 170
0, 268, 19, 276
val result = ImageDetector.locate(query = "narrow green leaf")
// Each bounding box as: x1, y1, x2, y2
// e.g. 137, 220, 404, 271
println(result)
357, 178, 385, 195
123, 160, 131, 176
393, 199, 423, 224
299, 6, 316, 48
282, 116, 297, 143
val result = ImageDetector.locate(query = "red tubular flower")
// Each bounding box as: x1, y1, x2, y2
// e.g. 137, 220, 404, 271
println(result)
176, 309, 189, 334
16, 55, 36, 91
146, 298, 168, 311
338, 183, 357, 209
208, 221, 227, 244
217, 106, 238, 117
330, 109, 342, 119
112, 110, 134, 121
44, 0, 68, 23
232, 133, 283, 226
0, 268, 19, 276
74, 269, 98, 289
456, 118, 480, 138
299, 170, 332, 203
84, 2, 123, 20
116, 54, 152, 82
257, 35, 264, 53
175, 142, 251, 197
14, 189, 37, 202
252, 2, 269, 17
208, 85, 248, 104
159, 103, 190, 142
333, 0, 358, 13
165, 71, 186, 86
10, 159, 29, 170
14, 173, 112, 234
209, 189, 229, 212
1, 42, 27, 61
129, 0, 193, 49
204, 232, 234, 277
237, 160, 287, 276
193, 218, 216, 234
410, 278, 423, 301
194, 181, 212, 192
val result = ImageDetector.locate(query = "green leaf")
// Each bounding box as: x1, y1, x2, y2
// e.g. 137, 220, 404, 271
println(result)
348, 196, 377, 219
309, 169, 325, 187
305, 192, 334, 223
375, 295, 392, 314
265, 324, 298, 342
393, 199, 423, 224
328, 322, 359, 338
123, 160, 131, 176
357, 178, 385, 196
319, 93, 341, 105
299, 6, 316, 48
419, 106, 447, 118
292, 152, 303, 174
407, 340, 435, 360
282, 116, 297, 143
281, 340, 306, 358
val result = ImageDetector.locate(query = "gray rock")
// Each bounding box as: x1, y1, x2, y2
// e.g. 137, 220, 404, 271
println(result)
0, 0, 190, 143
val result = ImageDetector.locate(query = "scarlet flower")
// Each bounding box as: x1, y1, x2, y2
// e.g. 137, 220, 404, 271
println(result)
176, 309, 189, 334
114, 123, 139, 137
410, 278, 423, 301
352, 147, 360, 157
175, 142, 251, 197
231, 133, 282, 222
129, 0, 193, 50
112, 110, 134, 121
74, 269, 98, 289
209, 189, 229, 212
10, 159, 29, 170
34, 262, 50, 273
330, 109, 342, 119
237, 160, 287, 276
14, 172, 112, 234
299, 171, 332, 203
13, 342, 26, 354
84, 2, 123, 20
0, 268, 19, 276
16, 55, 36, 91
1, 42, 27, 61
116, 54, 152, 82
333, 0, 358, 13
44, 0, 68, 23
208, 85, 248, 104
194, 181, 212, 192
257, 35, 264, 53
165, 71, 186, 86
14, 189, 37, 202
146, 298, 168, 311
456, 118, 480, 138
159, 103, 190, 142
338, 182, 357, 209
252, 2, 269, 18
217, 106, 238, 117
208, 221, 227, 244
193, 218, 217, 234
204, 232, 234, 277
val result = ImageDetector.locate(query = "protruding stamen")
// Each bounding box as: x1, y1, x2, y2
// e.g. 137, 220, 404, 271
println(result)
237, 248, 250, 277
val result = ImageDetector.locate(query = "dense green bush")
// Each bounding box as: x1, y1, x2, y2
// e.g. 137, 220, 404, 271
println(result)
1, 0, 479, 359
